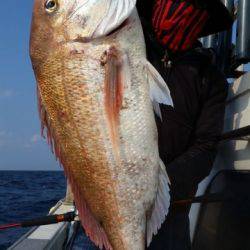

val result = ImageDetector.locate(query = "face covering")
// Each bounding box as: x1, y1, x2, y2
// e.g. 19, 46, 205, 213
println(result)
152, 0, 209, 52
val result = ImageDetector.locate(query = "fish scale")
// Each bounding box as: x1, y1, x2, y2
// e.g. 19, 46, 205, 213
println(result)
37, 54, 126, 249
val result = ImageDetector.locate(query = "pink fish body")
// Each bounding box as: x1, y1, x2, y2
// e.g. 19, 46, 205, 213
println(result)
30, 1, 173, 249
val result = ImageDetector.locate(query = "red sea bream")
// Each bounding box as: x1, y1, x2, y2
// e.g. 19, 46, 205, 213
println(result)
30, 0, 173, 249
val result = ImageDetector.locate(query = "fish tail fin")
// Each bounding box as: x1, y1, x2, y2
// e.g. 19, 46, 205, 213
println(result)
66, 171, 113, 250
146, 158, 171, 247
143, 60, 173, 120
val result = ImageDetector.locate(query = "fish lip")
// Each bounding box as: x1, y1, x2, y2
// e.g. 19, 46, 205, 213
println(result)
69, 18, 129, 44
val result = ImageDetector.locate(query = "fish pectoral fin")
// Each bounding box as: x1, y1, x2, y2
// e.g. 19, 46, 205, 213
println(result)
146, 159, 171, 247
103, 47, 131, 161
144, 61, 173, 120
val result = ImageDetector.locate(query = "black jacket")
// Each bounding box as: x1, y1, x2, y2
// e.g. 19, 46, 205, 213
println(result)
137, 2, 228, 200
155, 47, 228, 200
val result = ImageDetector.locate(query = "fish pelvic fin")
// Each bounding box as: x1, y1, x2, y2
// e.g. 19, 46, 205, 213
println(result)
147, 159, 171, 247
143, 61, 173, 120
102, 46, 130, 162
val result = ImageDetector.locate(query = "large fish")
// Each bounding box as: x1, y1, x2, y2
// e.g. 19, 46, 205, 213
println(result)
30, 0, 173, 249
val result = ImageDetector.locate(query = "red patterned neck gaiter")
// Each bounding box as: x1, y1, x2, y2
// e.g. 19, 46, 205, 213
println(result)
152, 0, 209, 52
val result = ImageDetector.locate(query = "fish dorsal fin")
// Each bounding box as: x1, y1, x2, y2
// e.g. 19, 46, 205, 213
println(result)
144, 61, 173, 120
147, 159, 171, 247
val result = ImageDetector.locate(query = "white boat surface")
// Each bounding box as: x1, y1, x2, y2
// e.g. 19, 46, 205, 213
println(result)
8, 188, 77, 250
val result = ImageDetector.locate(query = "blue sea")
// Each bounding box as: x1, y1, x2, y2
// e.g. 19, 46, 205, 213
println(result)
0, 171, 98, 250
0, 171, 66, 249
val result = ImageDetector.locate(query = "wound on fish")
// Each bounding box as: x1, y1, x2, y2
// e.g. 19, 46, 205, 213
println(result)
103, 46, 124, 161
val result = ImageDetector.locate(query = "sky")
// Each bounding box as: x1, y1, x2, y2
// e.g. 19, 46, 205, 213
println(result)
0, 0, 61, 170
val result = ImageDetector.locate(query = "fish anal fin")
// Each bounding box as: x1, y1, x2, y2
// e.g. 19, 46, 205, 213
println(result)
66, 171, 113, 250
147, 159, 171, 247
144, 61, 173, 120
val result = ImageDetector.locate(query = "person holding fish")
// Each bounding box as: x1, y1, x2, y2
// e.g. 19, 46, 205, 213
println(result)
137, 0, 234, 249
29, 0, 233, 249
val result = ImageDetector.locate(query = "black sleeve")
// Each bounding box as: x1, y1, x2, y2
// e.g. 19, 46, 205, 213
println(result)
136, 0, 155, 20
166, 68, 228, 196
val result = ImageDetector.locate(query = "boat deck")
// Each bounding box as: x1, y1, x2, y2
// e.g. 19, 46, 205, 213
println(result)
8, 201, 75, 250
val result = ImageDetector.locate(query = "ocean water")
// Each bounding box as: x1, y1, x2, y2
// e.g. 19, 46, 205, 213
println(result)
0, 171, 98, 250
0, 171, 66, 249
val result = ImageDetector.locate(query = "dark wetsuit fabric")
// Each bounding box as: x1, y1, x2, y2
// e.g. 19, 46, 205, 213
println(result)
137, 1, 228, 249
148, 41, 228, 250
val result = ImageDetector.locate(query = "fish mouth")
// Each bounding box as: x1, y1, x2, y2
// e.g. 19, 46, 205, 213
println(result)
70, 18, 130, 44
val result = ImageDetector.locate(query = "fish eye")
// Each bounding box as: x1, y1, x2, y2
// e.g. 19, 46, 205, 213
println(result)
44, 0, 58, 13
